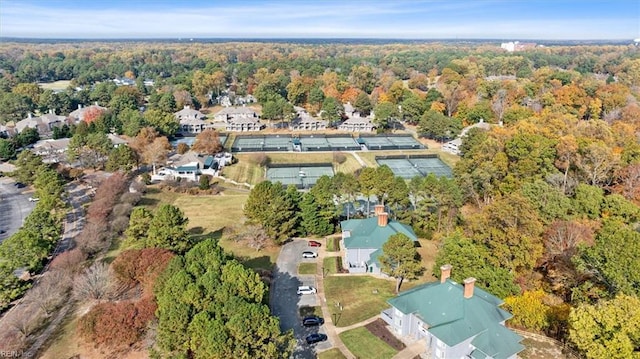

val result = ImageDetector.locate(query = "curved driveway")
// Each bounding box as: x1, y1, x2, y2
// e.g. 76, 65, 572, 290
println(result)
0, 178, 36, 243
271, 239, 331, 358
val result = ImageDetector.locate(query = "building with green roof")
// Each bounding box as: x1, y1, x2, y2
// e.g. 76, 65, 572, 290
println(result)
340, 205, 418, 274
381, 265, 524, 359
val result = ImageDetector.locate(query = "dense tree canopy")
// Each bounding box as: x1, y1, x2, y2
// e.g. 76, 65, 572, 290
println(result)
155, 239, 295, 358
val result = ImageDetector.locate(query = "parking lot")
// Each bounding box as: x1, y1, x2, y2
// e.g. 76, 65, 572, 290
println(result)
0, 178, 37, 243
270, 239, 332, 358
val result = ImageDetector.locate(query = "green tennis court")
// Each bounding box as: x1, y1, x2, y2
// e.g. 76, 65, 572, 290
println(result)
232, 135, 293, 152
360, 135, 425, 150
376, 155, 451, 179
266, 163, 334, 189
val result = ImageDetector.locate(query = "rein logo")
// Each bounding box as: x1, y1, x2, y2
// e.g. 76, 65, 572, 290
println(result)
0, 351, 24, 358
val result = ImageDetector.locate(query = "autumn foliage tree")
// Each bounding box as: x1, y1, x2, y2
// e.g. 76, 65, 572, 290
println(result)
78, 297, 157, 349
191, 129, 222, 155
111, 248, 174, 295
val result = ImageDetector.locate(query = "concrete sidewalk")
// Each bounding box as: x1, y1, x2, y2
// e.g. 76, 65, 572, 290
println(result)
391, 340, 426, 359
315, 242, 356, 359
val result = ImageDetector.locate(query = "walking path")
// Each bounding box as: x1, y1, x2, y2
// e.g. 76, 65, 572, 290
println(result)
391, 340, 426, 359
349, 151, 367, 168
334, 316, 379, 334
315, 243, 356, 358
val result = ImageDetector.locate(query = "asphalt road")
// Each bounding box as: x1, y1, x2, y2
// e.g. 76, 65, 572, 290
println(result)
0, 178, 36, 243
271, 239, 331, 358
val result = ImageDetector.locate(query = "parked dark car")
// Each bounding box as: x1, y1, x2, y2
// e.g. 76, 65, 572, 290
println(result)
308, 240, 321, 247
14, 182, 26, 188
305, 333, 328, 344
302, 315, 324, 327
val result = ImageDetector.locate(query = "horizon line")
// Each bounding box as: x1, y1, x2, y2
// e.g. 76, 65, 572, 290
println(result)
1, 36, 635, 42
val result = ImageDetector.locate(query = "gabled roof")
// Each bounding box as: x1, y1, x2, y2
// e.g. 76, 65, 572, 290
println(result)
15, 117, 43, 132
215, 106, 259, 116
168, 151, 218, 170
39, 113, 66, 124
33, 138, 70, 151
340, 116, 374, 126
388, 280, 523, 359
341, 217, 417, 249
174, 106, 205, 120
230, 117, 261, 125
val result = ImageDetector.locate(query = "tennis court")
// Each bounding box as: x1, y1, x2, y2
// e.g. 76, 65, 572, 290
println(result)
266, 163, 334, 189
170, 134, 227, 148
376, 155, 452, 179
231, 135, 293, 152
359, 135, 425, 150
299, 135, 360, 151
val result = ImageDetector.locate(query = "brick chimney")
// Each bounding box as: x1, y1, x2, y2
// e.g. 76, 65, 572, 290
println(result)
440, 264, 452, 283
377, 212, 388, 227
374, 204, 384, 216
463, 277, 476, 298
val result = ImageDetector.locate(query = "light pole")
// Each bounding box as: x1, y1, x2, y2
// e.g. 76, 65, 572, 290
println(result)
299, 170, 306, 190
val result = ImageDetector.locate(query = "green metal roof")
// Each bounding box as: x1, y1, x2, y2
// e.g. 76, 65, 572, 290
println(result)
367, 248, 383, 266
387, 279, 523, 359
203, 156, 215, 168
176, 165, 199, 172
341, 217, 417, 249
470, 323, 525, 359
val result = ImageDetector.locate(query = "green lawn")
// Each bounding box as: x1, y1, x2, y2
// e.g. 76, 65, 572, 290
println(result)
137, 186, 182, 209
339, 327, 398, 359
219, 156, 265, 185
324, 276, 396, 327
317, 348, 347, 359
323, 256, 340, 275
326, 236, 340, 252
298, 262, 316, 275
133, 187, 279, 270
38, 80, 72, 91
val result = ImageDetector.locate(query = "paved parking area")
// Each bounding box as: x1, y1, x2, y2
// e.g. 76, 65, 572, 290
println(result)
0, 178, 36, 243
271, 239, 331, 358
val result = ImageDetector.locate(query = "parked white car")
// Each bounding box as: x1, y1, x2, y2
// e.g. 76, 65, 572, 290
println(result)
297, 286, 317, 295
28, 197, 40, 202
302, 251, 317, 258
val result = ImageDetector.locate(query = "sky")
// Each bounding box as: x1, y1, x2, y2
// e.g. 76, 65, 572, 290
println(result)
0, 0, 638, 40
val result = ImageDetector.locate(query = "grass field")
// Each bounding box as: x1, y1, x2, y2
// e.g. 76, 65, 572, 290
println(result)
136, 186, 279, 270
323, 256, 340, 275
298, 262, 316, 275
326, 236, 340, 252
38, 80, 72, 91
339, 327, 398, 359
417, 238, 439, 281
317, 348, 348, 359
219, 156, 265, 185
324, 276, 397, 327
